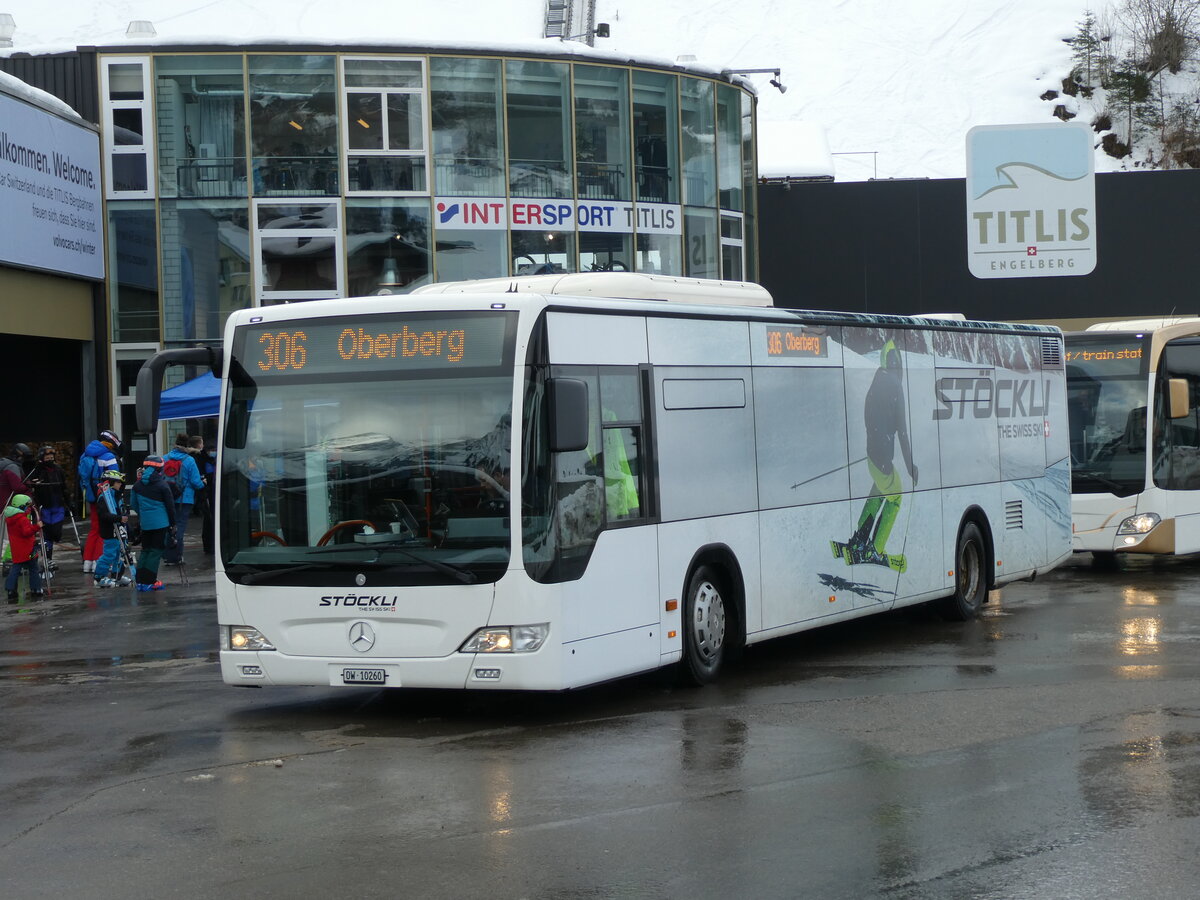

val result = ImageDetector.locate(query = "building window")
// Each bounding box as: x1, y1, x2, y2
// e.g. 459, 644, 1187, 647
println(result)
681, 78, 716, 209
574, 65, 630, 201
684, 206, 718, 279
741, 91, 758, 283
155, 56, 247, 200
579, 232, 630, 273
636, 233, 682, 276
513, 230, 575, 275
717, 84, 743, 212
160, 200, 252, 343
633, 71, 679, 204
107, 202, 159, 341
430, 57, 504, 197
102, 58, 155, 198
342, 57, 427, 195
253, 201, 343, 302
434, 228, 507, 283
505, 60, 572, 199
720, 212, 744, 281
345, 198, 431, 295
249, 55, 338, 197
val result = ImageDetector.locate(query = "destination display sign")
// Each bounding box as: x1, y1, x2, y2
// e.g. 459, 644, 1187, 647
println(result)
238, 312, 514, 377
1064, 337, 1146, 378
765, 326, 828, 358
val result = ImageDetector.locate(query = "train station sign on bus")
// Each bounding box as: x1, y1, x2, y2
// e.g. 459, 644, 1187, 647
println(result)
966, 123, 1096, 279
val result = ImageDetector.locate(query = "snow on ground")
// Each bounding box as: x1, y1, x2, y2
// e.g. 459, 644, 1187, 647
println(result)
3, 0, 1111, 181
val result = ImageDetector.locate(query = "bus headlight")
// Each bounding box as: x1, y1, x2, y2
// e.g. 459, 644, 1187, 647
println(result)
1117, 513, 1161, 535
222, 626, 276, 651
460, 624, 549, 653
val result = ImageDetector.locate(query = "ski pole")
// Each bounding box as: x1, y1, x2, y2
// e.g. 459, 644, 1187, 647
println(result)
32, 505, 50, 599
66, 503, 82, 549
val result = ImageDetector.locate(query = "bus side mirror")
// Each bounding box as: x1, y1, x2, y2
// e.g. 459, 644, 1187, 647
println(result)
1169, 377, 1190, 419
548, 378, 589, 452
135, 346, 220, 433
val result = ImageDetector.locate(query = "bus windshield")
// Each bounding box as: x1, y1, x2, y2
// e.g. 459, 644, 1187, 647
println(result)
220, 311, 517, 586
1065, 332, 1149, 496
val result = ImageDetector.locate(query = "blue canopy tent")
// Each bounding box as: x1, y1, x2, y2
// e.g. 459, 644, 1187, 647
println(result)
158, 372, 220, 420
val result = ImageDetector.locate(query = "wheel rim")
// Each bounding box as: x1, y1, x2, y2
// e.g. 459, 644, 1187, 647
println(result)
691, 580, 726, 664
958, 540, 981, 601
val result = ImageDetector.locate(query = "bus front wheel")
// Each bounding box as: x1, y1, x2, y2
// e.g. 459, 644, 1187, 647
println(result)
680, 565, 727, 685
939, 522, 987, 621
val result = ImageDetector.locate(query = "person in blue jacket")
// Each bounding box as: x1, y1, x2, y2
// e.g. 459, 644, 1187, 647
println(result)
161, 433, 205, 565
129, 456, 176, 591
77, 430, 121, 573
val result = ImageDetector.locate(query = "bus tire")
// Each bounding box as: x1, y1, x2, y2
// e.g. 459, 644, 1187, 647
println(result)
938, 522, 987, 621
680, 564, 728, 685
1091, 551, 1121, 571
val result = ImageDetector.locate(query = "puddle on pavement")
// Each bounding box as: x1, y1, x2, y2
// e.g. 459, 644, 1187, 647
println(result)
0, 648, 218, 684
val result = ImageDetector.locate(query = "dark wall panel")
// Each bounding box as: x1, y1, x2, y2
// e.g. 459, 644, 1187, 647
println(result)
0, 334, 84, 450
0, 50, 97, 122
759, 169, 1200, 321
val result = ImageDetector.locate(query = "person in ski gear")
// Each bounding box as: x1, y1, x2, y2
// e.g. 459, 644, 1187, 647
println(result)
28, 446, 67, 569
78, 430, 121, 572
129, 456, 176, 592
93, 471, 131, 588
4, 494, 44, 601
193, 436, 216, 555
0, 443, 30, 513
161, 433, 205, 565
837, 339, 918, 571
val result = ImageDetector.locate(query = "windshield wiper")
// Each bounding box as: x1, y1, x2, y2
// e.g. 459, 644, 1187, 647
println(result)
237, 563, 322, 585
1073, 467, 1139, 497
233, 554, 386, 584
307, 539, 478, 584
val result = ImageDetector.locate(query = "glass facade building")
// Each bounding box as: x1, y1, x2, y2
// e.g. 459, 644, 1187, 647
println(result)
90, 45, 757, 438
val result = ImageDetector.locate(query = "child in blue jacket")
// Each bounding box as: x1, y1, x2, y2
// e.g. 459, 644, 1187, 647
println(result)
129, 457, 176, 591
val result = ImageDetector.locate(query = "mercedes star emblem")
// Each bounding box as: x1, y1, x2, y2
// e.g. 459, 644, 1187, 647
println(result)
355, 573, 367, 586
348, 621, 375, 652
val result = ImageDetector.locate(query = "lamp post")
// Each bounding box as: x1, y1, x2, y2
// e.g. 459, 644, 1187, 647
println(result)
562, 23, 610, 45
721, 67, 787, 94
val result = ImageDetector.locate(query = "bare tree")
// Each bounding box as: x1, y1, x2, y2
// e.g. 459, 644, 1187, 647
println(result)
1116, 0, 1200, 74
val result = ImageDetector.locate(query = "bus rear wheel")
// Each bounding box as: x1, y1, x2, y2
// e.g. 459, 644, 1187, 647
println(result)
680, 565, 727, 685
938, 522, 987, 621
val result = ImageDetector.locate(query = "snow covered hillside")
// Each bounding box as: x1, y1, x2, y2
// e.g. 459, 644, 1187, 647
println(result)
3, 1, 1187, 182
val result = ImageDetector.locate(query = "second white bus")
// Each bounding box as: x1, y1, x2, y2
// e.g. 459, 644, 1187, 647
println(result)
138, 273, 1071, 690
1068, 317, 1200, 561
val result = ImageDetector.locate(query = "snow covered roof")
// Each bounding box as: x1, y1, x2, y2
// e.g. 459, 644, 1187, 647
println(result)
0, 68, 86, 122
0, 0, 1106, 181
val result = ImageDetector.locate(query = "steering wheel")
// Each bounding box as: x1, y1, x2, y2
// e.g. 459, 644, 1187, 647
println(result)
316, 520, 377, 546
251, 531, 288, 546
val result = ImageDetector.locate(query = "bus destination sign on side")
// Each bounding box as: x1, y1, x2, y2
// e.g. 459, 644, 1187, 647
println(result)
242, 313, 512, 377
766, 326, 827, 358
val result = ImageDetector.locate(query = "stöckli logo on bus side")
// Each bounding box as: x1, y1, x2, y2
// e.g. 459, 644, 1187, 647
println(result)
932, 374, 1051, 421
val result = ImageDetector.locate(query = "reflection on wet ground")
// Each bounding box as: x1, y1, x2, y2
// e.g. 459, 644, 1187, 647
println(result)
7, 552, 1200, 897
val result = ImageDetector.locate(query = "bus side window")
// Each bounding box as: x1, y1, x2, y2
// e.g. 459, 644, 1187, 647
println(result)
1156, 341, 1200, 490
599, 369, 646, 524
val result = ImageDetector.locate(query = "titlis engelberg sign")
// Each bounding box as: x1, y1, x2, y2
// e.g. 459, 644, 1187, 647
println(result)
966, 123, 1096, 279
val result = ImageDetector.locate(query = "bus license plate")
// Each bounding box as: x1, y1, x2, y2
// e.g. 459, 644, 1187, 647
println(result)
342, 667, 387, 685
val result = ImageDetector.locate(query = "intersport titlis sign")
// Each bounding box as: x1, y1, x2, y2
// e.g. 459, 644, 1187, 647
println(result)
965, 123, 1096, 279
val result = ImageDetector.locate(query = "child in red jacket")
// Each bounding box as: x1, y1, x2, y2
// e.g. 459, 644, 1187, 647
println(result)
5, 493, 44, 601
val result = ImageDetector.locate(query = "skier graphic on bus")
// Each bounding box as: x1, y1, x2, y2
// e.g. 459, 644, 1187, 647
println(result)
832, 338, 918, 572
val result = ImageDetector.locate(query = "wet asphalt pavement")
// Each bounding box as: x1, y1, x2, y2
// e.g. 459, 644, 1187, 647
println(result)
4, 544, 1200, 899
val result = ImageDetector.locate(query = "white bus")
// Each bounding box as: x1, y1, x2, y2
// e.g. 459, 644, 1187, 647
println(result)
1067, 317, 1200, 562
137, 273, 1071, 691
